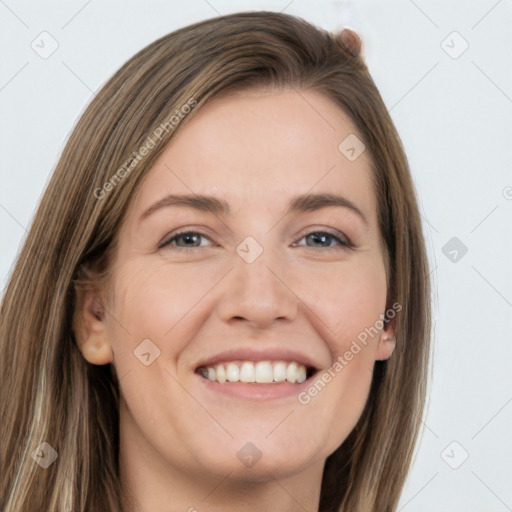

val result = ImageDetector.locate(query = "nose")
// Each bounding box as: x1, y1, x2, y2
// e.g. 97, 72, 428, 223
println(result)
215, 244, 298, 329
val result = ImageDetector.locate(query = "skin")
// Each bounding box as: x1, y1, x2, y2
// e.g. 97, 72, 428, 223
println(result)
76, 89, 395, 512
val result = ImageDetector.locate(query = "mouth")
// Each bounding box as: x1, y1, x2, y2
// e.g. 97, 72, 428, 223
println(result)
195, 360, 318, 384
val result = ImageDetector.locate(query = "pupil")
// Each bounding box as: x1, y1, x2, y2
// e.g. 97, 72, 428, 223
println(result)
309, 233, 328, 247
182, 234, 198, 246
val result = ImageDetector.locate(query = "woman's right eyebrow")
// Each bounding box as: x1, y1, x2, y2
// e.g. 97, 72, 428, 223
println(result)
140, 194, 230, 221
139, 192, 367, 226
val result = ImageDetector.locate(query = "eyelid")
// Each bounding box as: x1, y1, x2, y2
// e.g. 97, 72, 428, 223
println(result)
292, 226, 354, 249
158, 226, 354, 251
157, 228, 216, 250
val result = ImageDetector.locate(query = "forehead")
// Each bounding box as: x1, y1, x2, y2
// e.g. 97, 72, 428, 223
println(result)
131, 89, 376, 221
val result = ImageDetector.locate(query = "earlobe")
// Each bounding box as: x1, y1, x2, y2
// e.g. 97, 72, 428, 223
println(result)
375, 320, 396, 361
375, 335, 396, 361
73, 287, 113, 366
80, 333, 114, 365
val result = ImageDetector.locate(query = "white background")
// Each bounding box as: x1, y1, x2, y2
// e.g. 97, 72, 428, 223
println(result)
1, 1, 511, 510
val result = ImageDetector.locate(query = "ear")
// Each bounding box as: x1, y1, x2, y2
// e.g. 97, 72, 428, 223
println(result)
73, 285, 113, 366
375, 315, 396, 361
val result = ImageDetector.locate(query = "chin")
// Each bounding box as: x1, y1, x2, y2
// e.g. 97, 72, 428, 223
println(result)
193, 439, 323, 482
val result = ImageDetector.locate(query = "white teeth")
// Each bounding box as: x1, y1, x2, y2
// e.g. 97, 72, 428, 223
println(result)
273, 362, 287, 382
286, 362, 299, 383
200, 360, 310, 384
226, 362, 239, 382
285, 362, 306, 383
255, 361, 274, 383
215, 364, 227, 383
296, 365, 306, 384
240, 362, 256, 383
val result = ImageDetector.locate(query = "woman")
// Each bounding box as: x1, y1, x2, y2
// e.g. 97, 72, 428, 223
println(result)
0, 11, 431, 512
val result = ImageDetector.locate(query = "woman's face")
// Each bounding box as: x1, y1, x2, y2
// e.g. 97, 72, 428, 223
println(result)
85, 89, 395, 482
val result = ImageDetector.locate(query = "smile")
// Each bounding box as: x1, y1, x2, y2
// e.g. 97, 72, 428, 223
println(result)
197, 360, 316, 384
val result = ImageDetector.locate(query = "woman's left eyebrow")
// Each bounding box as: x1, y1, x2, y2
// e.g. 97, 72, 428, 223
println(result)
139, 192, 367, 226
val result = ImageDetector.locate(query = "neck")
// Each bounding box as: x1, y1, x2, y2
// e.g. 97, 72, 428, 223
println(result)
121, 467, 323, 512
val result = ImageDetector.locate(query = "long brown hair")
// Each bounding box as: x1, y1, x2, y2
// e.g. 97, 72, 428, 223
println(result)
0, 11, 431, 511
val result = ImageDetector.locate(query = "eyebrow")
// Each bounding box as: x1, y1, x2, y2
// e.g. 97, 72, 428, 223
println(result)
139, 192, 368, 225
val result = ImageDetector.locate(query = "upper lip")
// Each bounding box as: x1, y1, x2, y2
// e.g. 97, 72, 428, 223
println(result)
195, 347, 323, 371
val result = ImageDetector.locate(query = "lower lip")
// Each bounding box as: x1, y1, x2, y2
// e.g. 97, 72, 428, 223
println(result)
196, 373, 315, 401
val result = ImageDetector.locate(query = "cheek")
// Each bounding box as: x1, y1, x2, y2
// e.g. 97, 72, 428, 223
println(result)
297, 257, 387, 451
105, 260, 224, 357
304, 255, 388, 348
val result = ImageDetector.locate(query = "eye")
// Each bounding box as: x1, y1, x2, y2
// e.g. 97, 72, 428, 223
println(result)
158, 230, 214, 251
294, 230, 353, 250
158, 229, 354, 252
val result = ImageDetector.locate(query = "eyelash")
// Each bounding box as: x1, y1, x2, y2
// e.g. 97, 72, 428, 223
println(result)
158, 229, 354, 252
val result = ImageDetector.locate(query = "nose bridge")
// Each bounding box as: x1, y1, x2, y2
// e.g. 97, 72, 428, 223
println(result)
216, 236, 298, 326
